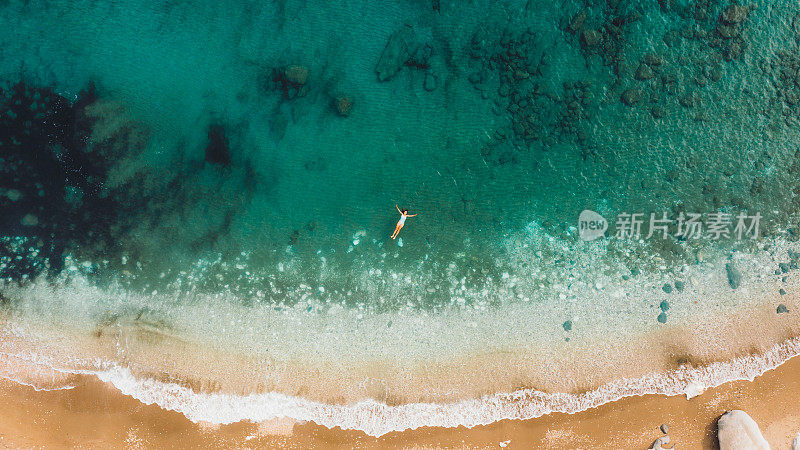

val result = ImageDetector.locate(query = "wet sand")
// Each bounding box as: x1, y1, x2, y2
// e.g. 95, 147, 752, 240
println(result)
2, 280, 798, 409
2, 355, 799, 449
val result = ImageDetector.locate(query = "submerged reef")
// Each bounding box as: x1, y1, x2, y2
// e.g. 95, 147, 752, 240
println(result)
0, 80, 261, 285
471, 1, 758, 168
0, 82, 120, 280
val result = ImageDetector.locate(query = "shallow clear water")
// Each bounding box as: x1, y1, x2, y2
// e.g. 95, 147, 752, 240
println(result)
1, 0, 800, 435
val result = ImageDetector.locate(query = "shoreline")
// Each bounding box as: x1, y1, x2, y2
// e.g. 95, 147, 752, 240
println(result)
2, 265, 797, 406
1, 250, 797, 437
3, 347, 800, 448
2, 321, 800, 438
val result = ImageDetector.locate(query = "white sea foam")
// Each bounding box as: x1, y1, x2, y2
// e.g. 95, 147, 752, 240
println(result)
0, 375, 75, 392
47, 335, 795, 437
0, 352, 77, 391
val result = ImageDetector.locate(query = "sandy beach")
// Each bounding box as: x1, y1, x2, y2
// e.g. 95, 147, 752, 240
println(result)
1, 351, 798, 448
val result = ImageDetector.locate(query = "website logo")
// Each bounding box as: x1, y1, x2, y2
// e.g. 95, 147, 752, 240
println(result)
579, 210, 608, 241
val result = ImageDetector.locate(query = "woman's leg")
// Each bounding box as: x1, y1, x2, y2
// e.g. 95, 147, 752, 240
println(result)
391, 224, 402, 239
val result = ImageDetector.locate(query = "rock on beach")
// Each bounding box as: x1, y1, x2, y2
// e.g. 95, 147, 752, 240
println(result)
717, 410, 770, 450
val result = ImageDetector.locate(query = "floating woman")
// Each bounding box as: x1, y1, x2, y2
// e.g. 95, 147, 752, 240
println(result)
391, 204, 417, 239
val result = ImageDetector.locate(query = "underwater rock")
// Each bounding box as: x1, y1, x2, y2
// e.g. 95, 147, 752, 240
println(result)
580, 29, 602, 48
750, 177, 765, 196
6, 189, 22, 201
304, 156, 326, 171
726, 262, 742, 289
643, 53, 662, 66
468, 71, 482, 85
663, 30, 680, 48
407, 43, 433, 69
660, 300, 670, 312
724, 39, 745, 61
665, 169, 679, 182
636, 63, 654, 80
777, 304, 789, 313
780, 288, 787, 295
662, 283, 672, 293
786, 91, 800, 106
657, 0, 673, 12
271, 67, 308, 99
205, 124, 231, 166
674, 280, 684, 292
20, 214, 38, 227
717, 23, 740, 39
576, 7, 638, 70
335, 96, 353, 116
679, 91, 699, 108
680, 25, 694, 40
424, 72, 438, 91
651, 105, 665, 118
568, 9, 587, 34
376, 25, 421, 82
621, 88, 642, 106
657, 312, 667, 323
772, 50, 800, 111
660, 423, 669, 434
284, 65, 309, 85
717, 410, 770, 450
720, 5, 750, 24
562, 320, 572, 331
661, 72, 678, 95
498, 83, 510, 97
288, 229, 300, 246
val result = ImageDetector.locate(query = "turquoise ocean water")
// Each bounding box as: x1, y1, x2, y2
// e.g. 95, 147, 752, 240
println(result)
2, 0, 800, 435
